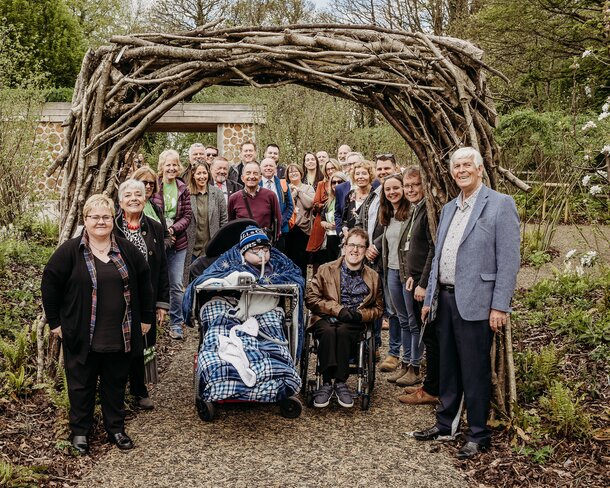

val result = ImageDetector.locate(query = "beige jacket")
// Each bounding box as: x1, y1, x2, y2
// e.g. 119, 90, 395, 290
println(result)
305, 257, 384, 329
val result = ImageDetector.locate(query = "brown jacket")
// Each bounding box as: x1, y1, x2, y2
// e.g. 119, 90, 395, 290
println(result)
305, 257, 384, 329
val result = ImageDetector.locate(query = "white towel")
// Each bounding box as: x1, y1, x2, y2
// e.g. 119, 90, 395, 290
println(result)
217, 317, 259, 387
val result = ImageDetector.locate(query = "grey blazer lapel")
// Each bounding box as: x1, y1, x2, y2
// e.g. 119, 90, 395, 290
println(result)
459, 185, 490, 245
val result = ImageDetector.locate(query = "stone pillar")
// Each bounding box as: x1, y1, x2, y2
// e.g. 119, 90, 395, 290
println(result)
34, 121, 65, 196
219, 123, 257, 163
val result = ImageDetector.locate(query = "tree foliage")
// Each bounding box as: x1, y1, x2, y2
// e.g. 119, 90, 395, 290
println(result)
0, 0, 85, 87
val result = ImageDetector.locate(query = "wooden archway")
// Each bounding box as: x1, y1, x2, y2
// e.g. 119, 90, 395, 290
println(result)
49, 23, 516, 243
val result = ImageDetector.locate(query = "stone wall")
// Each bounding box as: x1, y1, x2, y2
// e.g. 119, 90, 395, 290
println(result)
219, 123, 256, 163
35, 121, 65, 195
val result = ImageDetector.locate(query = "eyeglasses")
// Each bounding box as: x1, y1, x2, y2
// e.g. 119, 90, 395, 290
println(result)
141, 181, 155, 187
86, 215, 113, 222
249, 245, 270, 253
404, 182, 422, 190
345, 243, 366, 251
331, 180, 343, 185
206, 153, 218, 157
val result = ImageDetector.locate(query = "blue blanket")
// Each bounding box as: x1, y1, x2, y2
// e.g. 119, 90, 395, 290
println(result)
195, 298, 301, 402
183, 245, 306, 358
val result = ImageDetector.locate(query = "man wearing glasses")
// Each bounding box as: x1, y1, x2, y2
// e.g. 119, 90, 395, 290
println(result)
305, 228, 383, 408
205, 146, 219, 164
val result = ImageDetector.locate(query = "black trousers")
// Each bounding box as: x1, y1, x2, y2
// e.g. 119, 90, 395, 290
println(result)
435, 290, 493, 444
312, 319, 362, 383
410, 290, 439, 396
129, 353, 148, 399
64, 349, 131, 436
285, 226, 309, 278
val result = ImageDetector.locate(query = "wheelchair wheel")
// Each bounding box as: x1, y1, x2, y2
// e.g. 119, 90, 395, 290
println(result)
305, 379, 316, 407
299, 332, 311, 395
360, 394, 370, 411
367, 334, 376, 390
196, 399, 215, 422
279, 396, 302, 419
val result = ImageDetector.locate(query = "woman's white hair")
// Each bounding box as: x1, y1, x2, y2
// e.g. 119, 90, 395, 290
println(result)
118, 179, 146, 201
449, 147, 483, 171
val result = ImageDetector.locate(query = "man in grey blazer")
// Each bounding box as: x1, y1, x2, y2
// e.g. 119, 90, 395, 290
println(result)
413, 147, 520, 459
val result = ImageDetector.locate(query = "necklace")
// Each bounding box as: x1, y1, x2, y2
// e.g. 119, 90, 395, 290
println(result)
126, 221, 141, 230
90, 241, 111, 254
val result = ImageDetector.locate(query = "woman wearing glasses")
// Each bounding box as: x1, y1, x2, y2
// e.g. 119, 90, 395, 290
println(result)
151, 150, 192, 340
378, 174, 423, 387
132, 166, 164, 225
339, 160, 375, 242
113, 179, 169, 411
42, 194, 154, 454
306, 159, 340, 269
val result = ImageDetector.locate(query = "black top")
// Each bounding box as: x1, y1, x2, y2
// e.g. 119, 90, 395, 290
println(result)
90, 257, 126, 353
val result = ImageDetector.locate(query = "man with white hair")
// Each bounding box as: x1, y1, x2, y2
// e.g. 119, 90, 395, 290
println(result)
210, 156, 242, 204
337, 144, 351, 163
316, 150, 329, 170
413, 147, 520, 459
182, 142, 207, 181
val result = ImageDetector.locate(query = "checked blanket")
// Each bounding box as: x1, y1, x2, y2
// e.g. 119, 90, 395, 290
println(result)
196, 298, 301, 402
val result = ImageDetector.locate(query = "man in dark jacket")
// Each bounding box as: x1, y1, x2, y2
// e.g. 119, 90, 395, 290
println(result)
228, 141, 257, 183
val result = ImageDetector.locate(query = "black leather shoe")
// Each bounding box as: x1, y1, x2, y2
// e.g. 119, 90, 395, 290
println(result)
108, 432, 134, 450
457, 440, 489, 459
72, 435, 89, 455
413, 426, 457, 442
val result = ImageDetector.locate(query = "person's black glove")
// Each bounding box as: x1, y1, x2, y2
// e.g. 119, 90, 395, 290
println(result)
338, 308, 363, 323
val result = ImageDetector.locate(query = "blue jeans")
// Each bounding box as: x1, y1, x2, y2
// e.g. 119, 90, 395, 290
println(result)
382, 269, 400, 357
167, 247, 187, 331
387, 268, 423, 365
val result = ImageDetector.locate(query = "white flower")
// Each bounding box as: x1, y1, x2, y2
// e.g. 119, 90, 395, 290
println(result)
582, 50, 592, 58
580, 251, 598, 267
599, 112, 610, 121
584, 154, 590, 161
601, 145, 610, 156
585, 86, 592, 97
581, 175, 591, 186
589, 185, 602, 196
602, 102, 609, 113
565, 249, 577, 260
581, 121, 597, 131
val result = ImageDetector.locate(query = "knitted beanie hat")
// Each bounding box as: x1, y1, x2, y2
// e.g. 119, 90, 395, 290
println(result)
239, 225, 270, 255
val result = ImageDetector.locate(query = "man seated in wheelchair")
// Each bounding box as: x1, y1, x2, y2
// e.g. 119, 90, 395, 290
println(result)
183, 226, 305, 403
305, 228, 383, 408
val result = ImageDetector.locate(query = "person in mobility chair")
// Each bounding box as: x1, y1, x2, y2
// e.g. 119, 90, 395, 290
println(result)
305, 228, 383, 408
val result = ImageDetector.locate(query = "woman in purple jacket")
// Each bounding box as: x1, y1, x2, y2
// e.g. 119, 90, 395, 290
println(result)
151, 149, 192, 339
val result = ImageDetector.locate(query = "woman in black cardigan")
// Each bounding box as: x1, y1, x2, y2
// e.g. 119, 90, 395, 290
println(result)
42, 194, 153, 454
113, 179, 170, 410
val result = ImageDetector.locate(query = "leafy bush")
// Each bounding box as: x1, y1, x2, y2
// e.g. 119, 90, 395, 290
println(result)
539, 381, 592, 439
0, 460, 45, 487
515, 343, 561, 403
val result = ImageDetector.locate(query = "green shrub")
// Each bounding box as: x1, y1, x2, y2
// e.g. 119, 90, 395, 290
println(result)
539, 381, 591, 438
16, 214, 59, 247
515, 444, 555, 464
515, 343, 561, 403
0, 460, 45, 487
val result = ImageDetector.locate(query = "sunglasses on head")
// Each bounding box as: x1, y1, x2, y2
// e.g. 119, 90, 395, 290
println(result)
376, 153, 395, 160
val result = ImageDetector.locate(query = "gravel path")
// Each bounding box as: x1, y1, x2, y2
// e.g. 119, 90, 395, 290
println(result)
80, 328, 467, 487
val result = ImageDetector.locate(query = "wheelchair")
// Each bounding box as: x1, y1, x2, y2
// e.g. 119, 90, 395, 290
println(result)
299, 319, 376, 410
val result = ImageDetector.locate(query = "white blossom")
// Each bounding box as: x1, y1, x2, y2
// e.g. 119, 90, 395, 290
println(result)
602, 102, 609, 113
589, 185, 602, 196
585, 86, 592, 97
580, 251, 598, 267
599, 112, 610, 121
581, 121, 597, 131
582, 50, 592, 58
584, 154, 590, 161
581, 175, 591, 186
564, 249, 577, 260
601, 145, 610, 156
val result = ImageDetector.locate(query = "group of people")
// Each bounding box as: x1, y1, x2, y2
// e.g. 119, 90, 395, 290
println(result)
41, 141, 520, 461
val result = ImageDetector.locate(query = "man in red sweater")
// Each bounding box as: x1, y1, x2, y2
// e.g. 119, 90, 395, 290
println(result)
227, 161, 282, 243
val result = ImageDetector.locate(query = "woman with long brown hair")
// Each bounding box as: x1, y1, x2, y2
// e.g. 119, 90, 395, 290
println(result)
302, 152, 324, 189
378, 174, 423, 387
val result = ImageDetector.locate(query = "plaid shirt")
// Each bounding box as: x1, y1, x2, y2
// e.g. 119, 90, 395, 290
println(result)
80, 232, 133, 353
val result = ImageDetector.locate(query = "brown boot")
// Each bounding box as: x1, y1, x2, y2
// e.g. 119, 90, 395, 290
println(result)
387, 362, 409, 383
379, 355, 400, 372
398, 387, 439, 405
396, 365, 422, 387
402, 385, 420, 395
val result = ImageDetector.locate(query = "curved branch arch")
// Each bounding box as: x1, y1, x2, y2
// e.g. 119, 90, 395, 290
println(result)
51, 23, 506, 242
